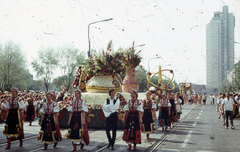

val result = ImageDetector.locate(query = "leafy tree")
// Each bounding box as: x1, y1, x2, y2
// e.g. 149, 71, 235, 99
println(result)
219, 83, 231, 93
135, 66, 148, 92
232, 62, 240, 91
0, 41, 32, 91
56, 45, 85, 91
31, 47, 58, 91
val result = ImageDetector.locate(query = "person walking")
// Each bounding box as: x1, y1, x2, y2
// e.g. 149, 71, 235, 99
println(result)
175, 93, 182, 120
37, 92, 62, 150
64, 89, 88, 151
102, 88, 120, 150
158, 94, 171, 131
141, 91, 157, 140
222, 93, 235, 129
169, 93, 178, 128
122, 89, 143, 151
3, 88, 25, 149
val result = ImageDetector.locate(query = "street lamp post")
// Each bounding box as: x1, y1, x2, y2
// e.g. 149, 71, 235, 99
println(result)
88, 18, 113, 58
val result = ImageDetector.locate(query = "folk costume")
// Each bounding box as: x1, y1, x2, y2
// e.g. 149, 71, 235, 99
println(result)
37, 101, 62, 148
3, 94, 25, 149
158, 99, 171, 130
169, 98, 178, 124
24, 99, 37, 125
103, 96, 120, 149
64, 98, 88, 150
141, 99, 156, 134
122, 99, 144, 145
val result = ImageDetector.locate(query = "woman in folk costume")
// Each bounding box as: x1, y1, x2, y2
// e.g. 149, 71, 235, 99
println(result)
158, 94, 171, 131
24, 93, 37, 126
175, 93, 182, 120
3, 88, 25, 149
169, 93, 178, 127
37, 92, 62, 150
122, 89, 143, 150
64, 89, 88, 151
141, 91, 157, 140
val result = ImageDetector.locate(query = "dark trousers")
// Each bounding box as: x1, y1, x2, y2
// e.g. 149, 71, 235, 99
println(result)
213, 99, 214, 105
106, 112, 118, 147
225, 111, 233, 127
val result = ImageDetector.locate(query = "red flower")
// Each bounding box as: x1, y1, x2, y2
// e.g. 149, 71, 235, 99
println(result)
148, 72, 152, 76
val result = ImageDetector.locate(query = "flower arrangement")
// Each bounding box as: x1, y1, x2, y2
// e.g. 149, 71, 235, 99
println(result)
122, 42, 142, 71
84, 41, 142, 76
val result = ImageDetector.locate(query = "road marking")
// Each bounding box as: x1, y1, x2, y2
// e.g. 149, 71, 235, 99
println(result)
192, 122, 197, 126
196, 116, 200, 119
181, 130, 193, 148
199, 113, 202, 115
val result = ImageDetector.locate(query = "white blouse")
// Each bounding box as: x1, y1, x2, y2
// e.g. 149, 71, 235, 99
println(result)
68, 99, 88, 112
124, 99, 144, 112
39, 101, 59, 114
158, 99, 171, 107
5, 96, 25, 110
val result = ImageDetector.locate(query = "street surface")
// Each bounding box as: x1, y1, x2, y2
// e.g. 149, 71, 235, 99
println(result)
0, 102, 239, 152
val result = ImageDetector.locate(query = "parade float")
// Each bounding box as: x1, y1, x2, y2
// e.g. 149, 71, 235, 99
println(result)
179, 83, 194, 96
57, 42, 145, 128
56, 41, 176, 128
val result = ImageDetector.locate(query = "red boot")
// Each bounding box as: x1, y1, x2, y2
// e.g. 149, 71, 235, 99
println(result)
43, 143, 48, 150
5, 138, 11, 149
133, 143, 137, 150
127, 144, 131, 150
146, 134, 150, 140
19, 138, 23, 147
71, 143, 76, 151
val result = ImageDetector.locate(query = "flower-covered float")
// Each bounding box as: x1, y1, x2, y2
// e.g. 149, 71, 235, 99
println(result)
58, 41, 145, 128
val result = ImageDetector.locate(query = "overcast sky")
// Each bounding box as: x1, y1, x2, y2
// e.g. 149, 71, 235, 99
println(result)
0, 0, 239, 84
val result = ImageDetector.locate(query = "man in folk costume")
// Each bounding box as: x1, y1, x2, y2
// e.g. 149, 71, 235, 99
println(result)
3, 88, 25, 149
122, 89, 143, 150
3, 87, 25, 149
103, 88, 120, 150
37, 92, 62, 150
64, 89, 88, 151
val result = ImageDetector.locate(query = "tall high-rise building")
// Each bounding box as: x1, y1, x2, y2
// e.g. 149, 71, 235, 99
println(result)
206, 5, 235, 93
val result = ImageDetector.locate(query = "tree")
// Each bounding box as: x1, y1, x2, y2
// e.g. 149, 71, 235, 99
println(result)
232, 62, 240, 91
56, 45, 85, 91
219, 83, 232, 94
0, 41, 32, 91
31, 47, 58, 91
135, 66, 148, 92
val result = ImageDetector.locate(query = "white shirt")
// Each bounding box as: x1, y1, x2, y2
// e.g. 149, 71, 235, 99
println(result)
102, 97, 120, 118
222, 97, 235, 111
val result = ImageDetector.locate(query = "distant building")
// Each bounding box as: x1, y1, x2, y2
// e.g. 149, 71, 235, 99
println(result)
192, 84, 206, 94
206, 5, 235, 93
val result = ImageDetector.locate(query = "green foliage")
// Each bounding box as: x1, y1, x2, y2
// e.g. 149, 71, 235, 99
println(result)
232, 62, 240, 91
0, 41, 32, 91
31, 47, 58, 91
219, 83, 231, 94
56, 45, 85, 91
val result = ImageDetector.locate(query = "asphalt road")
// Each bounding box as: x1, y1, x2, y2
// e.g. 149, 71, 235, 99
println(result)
0, 102, 239, 152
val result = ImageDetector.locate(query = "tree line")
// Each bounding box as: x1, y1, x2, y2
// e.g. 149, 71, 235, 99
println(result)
0, 41, 179, 93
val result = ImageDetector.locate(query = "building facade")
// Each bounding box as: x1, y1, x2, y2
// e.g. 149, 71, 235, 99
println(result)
206, 5, 235, 93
